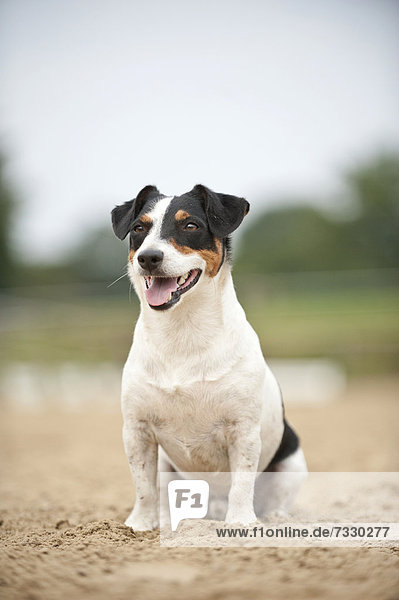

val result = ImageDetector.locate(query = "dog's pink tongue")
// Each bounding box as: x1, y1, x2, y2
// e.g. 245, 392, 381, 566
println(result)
145, 277, 179, 306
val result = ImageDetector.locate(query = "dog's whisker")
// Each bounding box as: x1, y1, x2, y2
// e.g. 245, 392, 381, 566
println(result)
107, 272, 128, 288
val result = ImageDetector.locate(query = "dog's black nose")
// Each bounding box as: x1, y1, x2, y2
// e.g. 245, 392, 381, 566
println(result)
137, 249, 164, 272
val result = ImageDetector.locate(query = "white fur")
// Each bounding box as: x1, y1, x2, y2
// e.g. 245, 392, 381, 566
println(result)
121, 198, 306, 531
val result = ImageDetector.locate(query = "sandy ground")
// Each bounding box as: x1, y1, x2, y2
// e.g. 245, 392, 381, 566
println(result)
0, 375, 398, 600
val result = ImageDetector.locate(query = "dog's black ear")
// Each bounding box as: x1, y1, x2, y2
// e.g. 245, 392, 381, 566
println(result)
192, 184, 250, 238
111, 185, 159, 240
111, 199, 134, 240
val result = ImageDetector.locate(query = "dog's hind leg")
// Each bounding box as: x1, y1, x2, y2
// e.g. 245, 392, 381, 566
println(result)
254, 446, 308, 520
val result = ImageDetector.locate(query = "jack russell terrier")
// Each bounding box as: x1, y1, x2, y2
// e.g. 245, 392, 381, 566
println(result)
111, 184, 307, 531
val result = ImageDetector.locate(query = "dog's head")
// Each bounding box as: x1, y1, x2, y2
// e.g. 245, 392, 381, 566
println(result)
111, 185, 249, 311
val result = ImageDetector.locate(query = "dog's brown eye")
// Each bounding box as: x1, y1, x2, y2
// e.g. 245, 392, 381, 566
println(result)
133, 224, 145, 233
184, 222, 198, 231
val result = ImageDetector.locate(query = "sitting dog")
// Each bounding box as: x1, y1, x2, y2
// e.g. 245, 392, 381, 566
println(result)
111, 184, 307, 531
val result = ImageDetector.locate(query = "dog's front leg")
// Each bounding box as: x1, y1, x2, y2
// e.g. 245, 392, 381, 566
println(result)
123, 420, 159, 531
225, 425, 261, 525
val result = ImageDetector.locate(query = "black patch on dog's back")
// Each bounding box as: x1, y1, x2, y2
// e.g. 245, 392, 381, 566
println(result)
266, 419, 299, 469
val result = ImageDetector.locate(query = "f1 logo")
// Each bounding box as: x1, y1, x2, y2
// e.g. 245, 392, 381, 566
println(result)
168, 480, 209, 531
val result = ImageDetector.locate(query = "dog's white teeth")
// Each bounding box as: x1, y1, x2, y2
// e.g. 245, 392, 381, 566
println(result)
184, 272, 190, 280
168, 293, 172, 301
178, 276, 185, 285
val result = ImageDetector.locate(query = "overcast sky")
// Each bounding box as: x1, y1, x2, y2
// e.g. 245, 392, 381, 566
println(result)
1, 0, 399, 262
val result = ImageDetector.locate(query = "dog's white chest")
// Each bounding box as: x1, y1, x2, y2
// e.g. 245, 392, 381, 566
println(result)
121, 276, 284, 474
139, 379, 245, 472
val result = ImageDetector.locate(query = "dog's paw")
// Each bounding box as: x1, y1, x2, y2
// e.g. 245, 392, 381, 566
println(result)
124, 512, 159, 531
225, 509, 257, 526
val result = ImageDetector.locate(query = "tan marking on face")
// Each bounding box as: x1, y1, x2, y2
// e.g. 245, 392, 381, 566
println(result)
170, 238, 223, 277
175, 210, 190, 221
129, 249, 135, 263
140, 214, 152, 224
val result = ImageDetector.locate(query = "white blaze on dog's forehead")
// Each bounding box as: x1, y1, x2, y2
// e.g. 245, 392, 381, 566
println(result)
145, 196, 174, 240
139, 196, 173, 251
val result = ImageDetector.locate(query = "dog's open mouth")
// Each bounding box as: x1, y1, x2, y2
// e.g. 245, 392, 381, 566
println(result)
144, 269, 202, 310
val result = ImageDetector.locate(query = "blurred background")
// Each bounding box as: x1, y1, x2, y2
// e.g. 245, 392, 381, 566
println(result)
1, 4, 398, 598
0, 0, 398, 410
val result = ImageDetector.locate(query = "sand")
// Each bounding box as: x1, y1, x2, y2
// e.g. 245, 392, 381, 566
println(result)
1, 375, 398, 599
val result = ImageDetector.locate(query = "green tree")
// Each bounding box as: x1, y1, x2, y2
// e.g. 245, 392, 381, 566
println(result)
0, 153, 16, 287
65, 226, 128, 284
235, 152, 399, 274
342, 153, 399, 268
235, 205, 341, 274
